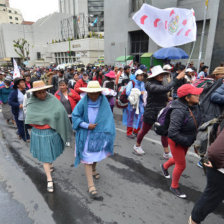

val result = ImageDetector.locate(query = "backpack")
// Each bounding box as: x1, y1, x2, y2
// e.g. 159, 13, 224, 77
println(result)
154, 101, 189, 136
193, 114, 224, 157
116, 80, 135, 109
154, 102, 173, 136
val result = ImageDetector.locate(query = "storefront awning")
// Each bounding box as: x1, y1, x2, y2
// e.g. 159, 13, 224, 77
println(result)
141, 53, 153, 58
115, 55, 134, 62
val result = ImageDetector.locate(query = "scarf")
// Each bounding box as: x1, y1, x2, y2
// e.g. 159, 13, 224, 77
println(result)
72, 95, 116, 166
25, 93, 72, 143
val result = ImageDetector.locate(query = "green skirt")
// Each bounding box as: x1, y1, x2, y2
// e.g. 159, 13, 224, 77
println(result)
30, 128, 64, 163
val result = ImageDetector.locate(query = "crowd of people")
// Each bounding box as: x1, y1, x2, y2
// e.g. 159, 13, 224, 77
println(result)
0, 61, 224, 223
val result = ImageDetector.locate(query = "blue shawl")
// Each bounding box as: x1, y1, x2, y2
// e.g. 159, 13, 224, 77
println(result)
72, 95, 116, 167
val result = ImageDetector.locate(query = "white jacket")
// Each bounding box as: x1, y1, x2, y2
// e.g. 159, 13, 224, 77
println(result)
128, 88, 141, 114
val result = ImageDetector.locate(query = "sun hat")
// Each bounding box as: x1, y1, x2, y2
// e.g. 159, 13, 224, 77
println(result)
147, 65, 170, 79
135, 69, 144, 77
13, 77, 25, 89
79, 81, 106, 93
105, 71, 116, 79
186, 68, 194, 73
177, 84, 203, 98
163, 64, 172, 70
212, 67, 224, 75
27, 80, 53, 93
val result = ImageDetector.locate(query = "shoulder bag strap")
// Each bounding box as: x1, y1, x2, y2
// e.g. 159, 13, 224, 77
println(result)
188, 108, 198, 130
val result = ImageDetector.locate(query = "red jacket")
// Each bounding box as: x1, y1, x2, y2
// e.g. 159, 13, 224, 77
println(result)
55, 88, 81, 111
74, 79, 88, 94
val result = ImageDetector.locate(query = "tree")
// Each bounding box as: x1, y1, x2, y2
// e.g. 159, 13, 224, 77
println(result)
13, 38, 30, 62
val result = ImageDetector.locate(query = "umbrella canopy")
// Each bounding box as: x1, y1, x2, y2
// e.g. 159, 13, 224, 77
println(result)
153, 47, 189, 60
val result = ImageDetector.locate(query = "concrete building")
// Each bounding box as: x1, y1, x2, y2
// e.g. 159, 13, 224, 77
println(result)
0, 0, 23, 24
0, 12, 104, 66
104, 0, 222, 71
58, 0, 104, 33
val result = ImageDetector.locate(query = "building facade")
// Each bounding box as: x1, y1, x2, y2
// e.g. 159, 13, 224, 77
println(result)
0, 12, 104, 66
0, 0, 23, 24
104, 0, 221, 71
58, 0, 104, 33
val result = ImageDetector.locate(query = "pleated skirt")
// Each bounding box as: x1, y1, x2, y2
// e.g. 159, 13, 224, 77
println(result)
30, 128, 64, 163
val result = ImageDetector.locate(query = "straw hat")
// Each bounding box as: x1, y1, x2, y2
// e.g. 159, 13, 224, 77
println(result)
212, 67, 224, 75
27, 80, 53, 92
79, 81, 106, 93
148, 65, 170, 79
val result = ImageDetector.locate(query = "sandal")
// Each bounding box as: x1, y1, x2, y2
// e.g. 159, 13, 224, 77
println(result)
50, 168, 55, 173
92, 169, 100, 180
47, 181, 54, 193
88, 186, 103, 201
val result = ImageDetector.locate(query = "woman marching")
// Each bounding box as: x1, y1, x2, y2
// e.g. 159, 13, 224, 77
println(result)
0, 76, 15, 125
55, 80, 81, 122
133, 65, 185, 157
124, 69, 145, 139
8, 77, 30, 142
161, 84, 202, 198
25, 80, 72, 192
72, 81, 115, 200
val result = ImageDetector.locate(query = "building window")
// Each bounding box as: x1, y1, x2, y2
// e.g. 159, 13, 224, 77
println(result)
10, 22, 13, 24
3, 8, 6, 11
37, 52, 41, 59
130, 30, 149, 62
15, 17, 18, 20
9, 16, 12, 19
14, 11, 17, 14
131, 0, 151, 13
8, 10, 12, 13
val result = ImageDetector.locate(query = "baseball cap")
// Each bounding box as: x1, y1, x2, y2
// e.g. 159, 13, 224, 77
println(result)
177, 84, 203, 98
163, 64, 172, 70
139, 65, 147, 71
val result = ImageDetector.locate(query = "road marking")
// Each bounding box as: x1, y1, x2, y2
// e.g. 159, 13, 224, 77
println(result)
116, 128, 200, 159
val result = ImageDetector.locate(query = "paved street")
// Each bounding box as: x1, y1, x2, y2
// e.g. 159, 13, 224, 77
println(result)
0, 110, 223, 224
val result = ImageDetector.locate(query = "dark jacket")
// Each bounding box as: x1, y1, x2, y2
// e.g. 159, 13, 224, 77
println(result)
8, 89, 20, 117
168, 99, 201, 148
143, 78, 178, 125
200, 78, 223, 123
172, 73, 187, 99
208, 121, 224, 169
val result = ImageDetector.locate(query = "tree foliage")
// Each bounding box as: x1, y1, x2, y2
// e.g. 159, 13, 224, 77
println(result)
13, 38, 30, 62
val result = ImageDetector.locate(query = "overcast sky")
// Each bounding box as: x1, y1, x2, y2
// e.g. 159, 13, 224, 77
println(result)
10, 0, 59, 22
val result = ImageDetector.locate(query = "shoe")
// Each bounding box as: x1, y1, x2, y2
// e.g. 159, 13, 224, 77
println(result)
161, 164, 170, 179
65, 142, 71, 147
133, 145, 145, 155
197, 161, 203, 169
163, 152, 172, 160
88, 186, 103, 201
127, 134, 135, 139
133, 132, 138, 137
170, 187, 187, 199
47, 181, 54, 193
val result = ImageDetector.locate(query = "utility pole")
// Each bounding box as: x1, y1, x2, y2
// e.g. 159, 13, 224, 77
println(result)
197, 0, 208, 73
